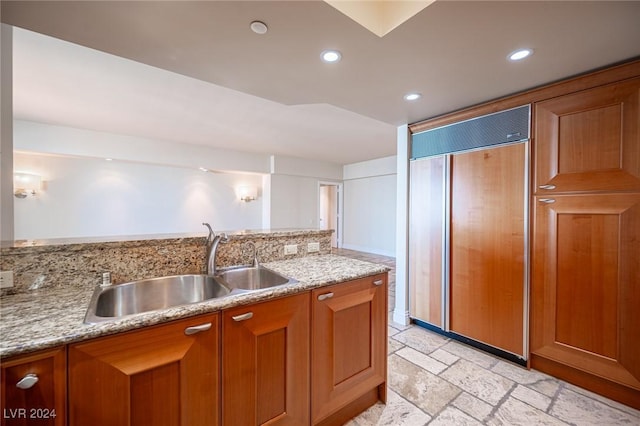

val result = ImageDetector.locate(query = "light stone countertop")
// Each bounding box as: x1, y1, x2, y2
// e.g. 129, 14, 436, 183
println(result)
0, 254, 389, 359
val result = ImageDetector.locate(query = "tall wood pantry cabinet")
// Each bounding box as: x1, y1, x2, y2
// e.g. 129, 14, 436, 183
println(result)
530, 77, 640, 408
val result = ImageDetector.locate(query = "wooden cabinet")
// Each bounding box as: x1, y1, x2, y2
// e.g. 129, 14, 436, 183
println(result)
450, 143, 527, 356
222, 293, 310, 425
531, 77, 640, 409
311, 273, 387, 426
409, 156, 445, 327
534, 77, 640, 194
409, 142, 528, 358
1, 347, 66, 426
68, 314, 220, 426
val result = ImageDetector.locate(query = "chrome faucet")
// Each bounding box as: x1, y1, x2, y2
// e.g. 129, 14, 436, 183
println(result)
202, 222, 229, 275
245, 241, 260, 267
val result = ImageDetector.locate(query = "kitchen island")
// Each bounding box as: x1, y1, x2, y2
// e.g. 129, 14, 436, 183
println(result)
1, 247, 389, 426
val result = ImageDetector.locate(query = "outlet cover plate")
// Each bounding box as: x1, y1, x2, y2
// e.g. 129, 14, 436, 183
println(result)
0, 271, 14, 289
284, 244, 298, 255
308, 242, 320, 253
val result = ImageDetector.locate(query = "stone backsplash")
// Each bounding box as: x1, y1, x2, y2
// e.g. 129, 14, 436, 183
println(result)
0, 229, 333, 295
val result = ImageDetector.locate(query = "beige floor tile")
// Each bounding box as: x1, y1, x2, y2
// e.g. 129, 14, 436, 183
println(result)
388, 337, 405, 354
396, 347, 448, 375
511, 384, 552, 411
429, 407, 484, 426
452, 392, 494, 422
549, 387, 640, 426
388, 354, 461, 416
388, 326, 400, 337
345, 389, 431, 426
391, 326, 449, 355
439, 341, 498, 369
487, 397, 569, 425
429, 348, 460, 366
564, 383, 640, 419
440, 359, 514, 405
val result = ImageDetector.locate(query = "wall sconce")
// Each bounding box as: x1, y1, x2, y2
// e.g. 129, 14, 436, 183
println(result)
238, 186, 258, 202
14, 172, 42, 198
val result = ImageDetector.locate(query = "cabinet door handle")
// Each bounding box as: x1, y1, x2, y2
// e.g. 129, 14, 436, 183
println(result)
373, 279, 384, 286
16, 373, 38, 390
538, 184, 556, 190
539, 198, 556, 204
232, 312, 254, 322
184, 323, 212, 335
317, 292, 334, 301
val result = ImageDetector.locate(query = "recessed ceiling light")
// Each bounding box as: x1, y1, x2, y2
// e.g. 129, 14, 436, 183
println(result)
508, 48, 533, 61
321, 50, 342, 63
250, 21, 268, 35
404, 93, 422, 101
105, 158, 113, 161
199, 167, 208, 172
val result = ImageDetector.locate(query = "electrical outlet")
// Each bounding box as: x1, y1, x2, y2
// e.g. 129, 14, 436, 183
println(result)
307, 242, 320, 253
284, 244, 298, 255
0, 271, 14, 289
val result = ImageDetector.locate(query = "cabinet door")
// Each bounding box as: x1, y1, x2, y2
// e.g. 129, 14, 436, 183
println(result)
531, 194, 640, 406
311, 274, 387, 425
1, 348, 66, 426
69, 314, 220, 426
534, 78, 640, 193
409, 156, 445, 326
222, 293, 309, 426
450, 143, 527, 356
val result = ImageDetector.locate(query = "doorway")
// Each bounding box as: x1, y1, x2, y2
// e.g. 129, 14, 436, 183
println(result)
318, 182, 342, 248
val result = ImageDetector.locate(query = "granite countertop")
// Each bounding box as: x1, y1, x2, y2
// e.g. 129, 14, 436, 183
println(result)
0, 254, 388, 359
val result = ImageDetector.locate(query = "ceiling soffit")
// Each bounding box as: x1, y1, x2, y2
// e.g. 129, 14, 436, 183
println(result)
324, 0, 435, 37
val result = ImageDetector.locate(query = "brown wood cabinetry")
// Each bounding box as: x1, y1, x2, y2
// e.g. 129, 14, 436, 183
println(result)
409, 143, 527, 358
311, 273, 387, 426
1, 348, 66, 426
68, 314, 220, 426
222, 293, 310, 426
534, 77, 640, 194
531, 77, 640, 409
409, 156, 445, 327
450, 143, 526, 356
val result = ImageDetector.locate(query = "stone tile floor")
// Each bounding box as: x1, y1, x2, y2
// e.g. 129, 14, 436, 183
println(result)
333, 248, 640, 426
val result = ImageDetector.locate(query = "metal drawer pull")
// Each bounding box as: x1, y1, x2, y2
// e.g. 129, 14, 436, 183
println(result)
539, 198, 556, 204
232, 312, 254, 322
373, 279, 384, 286
539, 184, 556, 190
16, 374, 38, 390
184, 323, 212, 335
317, 292, 334, 301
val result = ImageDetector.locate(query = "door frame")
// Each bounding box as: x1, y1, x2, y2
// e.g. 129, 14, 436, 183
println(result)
318, 181, 343, 248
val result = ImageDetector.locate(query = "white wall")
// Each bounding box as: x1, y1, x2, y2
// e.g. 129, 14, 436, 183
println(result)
268, 174, 321, 229
14, 152, 263, 240
1, 25, 14, 241
342, 156, 397, 256
265, 155, 343, 230
394, 125, 410, 326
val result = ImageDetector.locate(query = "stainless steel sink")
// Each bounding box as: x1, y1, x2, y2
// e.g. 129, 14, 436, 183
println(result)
84, 274, 231, 324
216, 266, 298, 292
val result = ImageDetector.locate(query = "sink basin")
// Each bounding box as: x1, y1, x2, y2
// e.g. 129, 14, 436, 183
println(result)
84, 274, 231, 324
217, 266, 298, 292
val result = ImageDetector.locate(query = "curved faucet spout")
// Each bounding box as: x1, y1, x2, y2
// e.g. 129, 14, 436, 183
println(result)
202, 222, 214, 245
203, 223, 228, 275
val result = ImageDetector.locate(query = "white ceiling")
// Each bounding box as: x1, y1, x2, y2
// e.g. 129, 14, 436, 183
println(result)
3, 1, 640, 166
